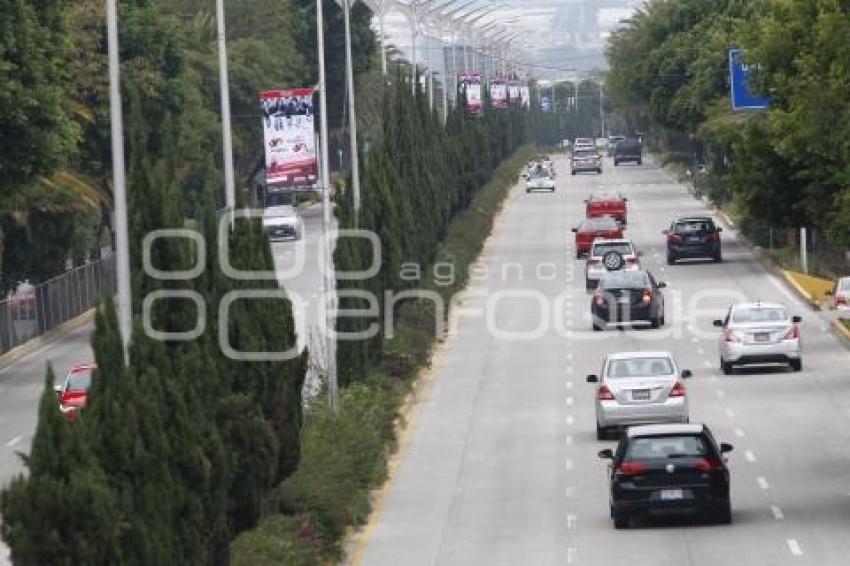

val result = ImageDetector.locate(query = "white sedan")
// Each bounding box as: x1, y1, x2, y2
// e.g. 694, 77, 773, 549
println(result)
714, 302, 802, 373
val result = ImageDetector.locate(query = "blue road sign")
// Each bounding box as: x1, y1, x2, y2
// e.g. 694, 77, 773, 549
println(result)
729, 48, 770, 111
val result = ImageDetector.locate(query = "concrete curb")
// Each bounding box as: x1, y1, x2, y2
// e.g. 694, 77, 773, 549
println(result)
778, 270, 823, 311
0, 309, 95, 371
832, 319, 850, 347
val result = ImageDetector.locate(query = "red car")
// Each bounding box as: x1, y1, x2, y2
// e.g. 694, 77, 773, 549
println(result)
572, 216, 624, 258
54, 363, 96, 422
586, 193, 628, 225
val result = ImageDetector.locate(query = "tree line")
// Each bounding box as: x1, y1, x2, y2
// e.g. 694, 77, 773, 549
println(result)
605, 0, 850, 242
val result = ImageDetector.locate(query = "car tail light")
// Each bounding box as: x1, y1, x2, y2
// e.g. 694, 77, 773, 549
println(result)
669, 381, 686, 397
626, 257, 639, 265
597, 385, 615, 401
724, 328, 740, 342
593, 293, 606, 306
784, 325, 800, 340
668, 234, 682, 244
694, 457, 724, 472
836, 293, 847, 306
642, 289, 652, 304
617, 461, 648, 476
706, 232, 718, 241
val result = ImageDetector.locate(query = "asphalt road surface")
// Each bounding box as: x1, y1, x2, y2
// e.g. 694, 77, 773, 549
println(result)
357, 153, 850, 566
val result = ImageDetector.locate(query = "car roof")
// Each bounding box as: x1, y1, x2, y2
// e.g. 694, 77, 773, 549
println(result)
69, 363, 96, 373
606, 351, 673, 361
732, 302, 787, 311
675, 216, 715, 223
627, 423, 705, 438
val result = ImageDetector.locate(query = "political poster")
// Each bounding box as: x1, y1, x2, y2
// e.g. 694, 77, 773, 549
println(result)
490, 78, 508, 109
259, 88, 317, 187
459, 73, 483, 115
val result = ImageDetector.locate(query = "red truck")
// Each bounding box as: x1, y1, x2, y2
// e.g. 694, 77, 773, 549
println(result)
585, 193, 628, 225
572, 216, 624, 258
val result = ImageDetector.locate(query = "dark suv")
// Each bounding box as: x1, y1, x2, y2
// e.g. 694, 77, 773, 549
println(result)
664, 216, 722, 264
598, 423, 733, 529
613, 140, 642, 165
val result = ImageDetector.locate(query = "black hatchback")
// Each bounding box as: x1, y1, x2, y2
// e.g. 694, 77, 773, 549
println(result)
665, 217, 723, 264
591, 269, 666, 330
598, 423, 733, 529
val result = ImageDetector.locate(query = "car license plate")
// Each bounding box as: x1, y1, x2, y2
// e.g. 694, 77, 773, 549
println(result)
755, 332, 770, 342
632, 389, 650, 401
660, 489, 683, 500
618, 293, 631, 304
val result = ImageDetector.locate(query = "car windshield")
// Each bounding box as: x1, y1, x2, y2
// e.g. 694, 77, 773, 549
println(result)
674, 220, 714, 234
732, 307, 788, 324
528, 168, 549, 179
582, 218, 618, 231
592, 242, 633, 257
625, 435, 709, 460
606, 357, 674, 378
590, 194, 621, 203
599, 271, 647, 289
574, 150, 596, 158
67, 369, 93, 392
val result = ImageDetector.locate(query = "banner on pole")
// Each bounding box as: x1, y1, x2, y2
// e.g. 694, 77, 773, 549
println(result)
520, 86, 530, 108
490, 78, 508, 109
260, 88, 317, 187
459, 73, 483, 115
508, 80, 520, 104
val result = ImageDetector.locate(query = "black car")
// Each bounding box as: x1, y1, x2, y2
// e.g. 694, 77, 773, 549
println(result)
664, 216, 722, 264
613, 140, 642, 165
591, 269, 666, 330
598, 423, 733, 529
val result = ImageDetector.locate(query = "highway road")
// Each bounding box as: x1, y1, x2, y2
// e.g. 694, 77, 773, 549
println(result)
356, 153, 850, 565
0, 202, 328, 565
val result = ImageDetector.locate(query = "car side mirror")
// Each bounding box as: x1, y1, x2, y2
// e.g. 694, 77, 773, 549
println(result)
583, 199, 589, 203
662, 229, 670, 235
720, 443, 734, 454
586, 374, 599, 383
713, 319, 724, 327
571, 228, 578, 233
681, 369, 693, 379
657, 281, 667, 289
792, 315, 802, 323
521, 174, 528, 179
623, 198, 629, 202
598, 448, 614, 459
53, 384, 62, 395
716, 227, 723, 233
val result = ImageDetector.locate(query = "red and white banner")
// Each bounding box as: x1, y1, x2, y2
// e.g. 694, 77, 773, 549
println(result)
459, 73, 482, 115
260, 88, 317, 187
490, 78, 508, 109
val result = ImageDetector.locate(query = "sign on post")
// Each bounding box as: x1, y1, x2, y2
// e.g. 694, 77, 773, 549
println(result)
260, 88, 318, 187
459, 73, 483, 116
729, 49, 770, 111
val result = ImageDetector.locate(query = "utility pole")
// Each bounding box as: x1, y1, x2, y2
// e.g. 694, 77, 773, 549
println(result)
599, 83, 605, 138
216, 0, 236, 213
106, 0, 131, 365
341, 0, 361, 214
317, 0, 338, 411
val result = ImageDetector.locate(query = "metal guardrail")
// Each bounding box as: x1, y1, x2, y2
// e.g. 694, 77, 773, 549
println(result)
0, 255, 116, 355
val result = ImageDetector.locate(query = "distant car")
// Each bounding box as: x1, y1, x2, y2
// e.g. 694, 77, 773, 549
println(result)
585, 238, 640, 290
572, 216, 623, 258
263, 204, 302, 241
525, 168, 556, 192
613, 140, 643, 165
598, 423, 733, 528
585, 193, 627, 225
54, 363, 96, 422
574, 137, 595, 152
828, 276, 850, 316
714, 302, 803, 374
591, 269, 666, 330
595, 137, 609, 152
664, 216, 723, 264
607, 135, 626, 156
572, 149, 602, 175
587, 352, 691, 440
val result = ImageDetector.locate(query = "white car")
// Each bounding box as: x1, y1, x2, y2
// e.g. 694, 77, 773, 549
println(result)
263, 204, 302, 240
525, 170, 556, 192
586, 351, 692, 440
714, 302, 802, 374
828, 276, 850, 316
585, 239, 640, 290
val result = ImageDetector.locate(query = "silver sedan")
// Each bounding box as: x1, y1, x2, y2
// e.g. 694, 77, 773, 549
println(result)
587, 351, 692, 440
714, 302, 802, 374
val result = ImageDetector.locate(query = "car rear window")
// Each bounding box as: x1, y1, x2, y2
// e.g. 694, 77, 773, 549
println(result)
591, 242, 633, 256
625, 435, 709, 460
590, 194, 622, 202
574, 150, 597, 158
599, 271, 647, 289
67, 369, 93, 392
616, 141, 640, 151
606, 357, 674, 378
674, 220, 714, 234
582, 217, 618, 231
732, 307, 788, 323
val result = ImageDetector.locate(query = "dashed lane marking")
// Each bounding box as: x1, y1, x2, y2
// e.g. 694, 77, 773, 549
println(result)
771, 505, 785, 520
725, 407, 736, 418
5, 436, 22, 448
734, 427, 746, 438
758, 476, 770, 490
787, 539, 803, 557
744, 450, 757, 463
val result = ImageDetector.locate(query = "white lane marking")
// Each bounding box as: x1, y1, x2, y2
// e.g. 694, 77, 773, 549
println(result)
566, 381, 574, 390
565, 459, 574, 471
566, 514, 578, 529
566, 365, 574, 374
566, 435, 573, 446
725, 407, 736, 418
697, 347, 705, 355
565, 486, 575, 498
758, 476, 770, 490
734, 427, 746, 438
771, 505, 785, 520
566, 415, 574, 426
5, 436, 22, 448
691, 337, 699, 343
744, 450, 757, 463
567, 353, 574, 360
787, 539, 803, 557
716, 389, 726, 399
703, 360, 713, 368
566, 396, 574, 406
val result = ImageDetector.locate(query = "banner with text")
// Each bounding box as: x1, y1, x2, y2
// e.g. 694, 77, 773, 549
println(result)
508, 81, 521, 105
260, 88, 317, 187
459, 73, 483, 115
490, 78, 508, 109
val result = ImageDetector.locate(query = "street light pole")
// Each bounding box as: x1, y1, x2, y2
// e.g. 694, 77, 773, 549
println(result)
106, 0, 131, 365
316, 0, 338, 411
216, 0, 236, 214
342, 0, 362, 215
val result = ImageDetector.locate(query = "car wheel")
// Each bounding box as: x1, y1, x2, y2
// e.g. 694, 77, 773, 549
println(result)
526, 188, 530, 193
613, 508, 629, 529
667, 253, 676, 265
597, 168, 602, 174
721, 360, 733, 375
550, 187, 556, 192
714, 252, 722, 263
650, 316, 660, 329
596, 422, 607, 441
585, 278, 594, 292
791, 359, 802, 372
592, 322, 602, 332
571, 170, 576, 176
715, 500, 732, 525
637, 159, 642, 165
614, 160, 619, 166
